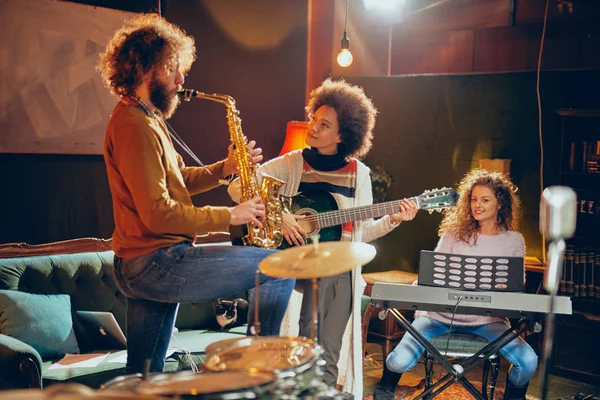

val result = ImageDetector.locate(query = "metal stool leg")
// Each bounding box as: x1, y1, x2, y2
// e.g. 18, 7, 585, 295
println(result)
482, 358, 491, 400
489, 354, 500, 400
424, 351, 435, 400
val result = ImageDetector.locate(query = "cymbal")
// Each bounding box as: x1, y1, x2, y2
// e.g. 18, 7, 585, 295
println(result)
259, 241, 376, 279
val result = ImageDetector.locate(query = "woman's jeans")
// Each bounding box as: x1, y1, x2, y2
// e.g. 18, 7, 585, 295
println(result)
113, 241, 295, 374
386, 316, 538, 386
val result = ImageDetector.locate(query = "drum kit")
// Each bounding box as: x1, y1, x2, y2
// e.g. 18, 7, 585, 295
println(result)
97, 238, 377, 399
0, 240, 374, 399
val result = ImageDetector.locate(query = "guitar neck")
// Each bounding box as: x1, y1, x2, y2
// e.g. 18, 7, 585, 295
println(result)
316, 197, 419, 229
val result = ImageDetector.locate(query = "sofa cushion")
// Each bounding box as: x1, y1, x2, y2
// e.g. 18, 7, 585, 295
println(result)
0, 290, 80, 358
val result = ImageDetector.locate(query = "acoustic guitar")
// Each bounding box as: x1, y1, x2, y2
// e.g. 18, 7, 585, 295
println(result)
229, 187, 457, 249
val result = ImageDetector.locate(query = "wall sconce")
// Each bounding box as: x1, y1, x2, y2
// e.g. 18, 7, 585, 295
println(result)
337, 0, 353, 68
279, 121, 308, 156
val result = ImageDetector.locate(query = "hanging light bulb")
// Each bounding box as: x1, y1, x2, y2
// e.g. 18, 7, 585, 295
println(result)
363, 0, 405, 12
337, 0, 353, 68
337, 33, 353, 68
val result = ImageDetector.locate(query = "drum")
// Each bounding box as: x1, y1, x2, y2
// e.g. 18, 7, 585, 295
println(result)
133, 370, 278, 399
3, 382, 164, 399
101, 373, 145, 392
204, 336, 326, 397
204, 337, 247, 358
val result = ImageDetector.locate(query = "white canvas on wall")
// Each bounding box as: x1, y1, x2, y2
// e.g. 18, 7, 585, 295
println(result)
0, 0, 134, 154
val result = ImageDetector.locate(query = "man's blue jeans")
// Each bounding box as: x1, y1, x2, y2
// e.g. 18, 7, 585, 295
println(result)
386, 316, 538, 386
113, 241, 295, 374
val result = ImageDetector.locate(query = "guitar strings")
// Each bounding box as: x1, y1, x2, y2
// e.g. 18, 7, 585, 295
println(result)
303, 202, 403, 221
296, 197, 419, 225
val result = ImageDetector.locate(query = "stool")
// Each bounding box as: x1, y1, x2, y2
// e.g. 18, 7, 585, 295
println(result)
363, 270, 418, 361
424, 334, 501, 400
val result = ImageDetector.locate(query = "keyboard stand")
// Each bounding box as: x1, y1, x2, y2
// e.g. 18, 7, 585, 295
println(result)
387, 308, 534, 400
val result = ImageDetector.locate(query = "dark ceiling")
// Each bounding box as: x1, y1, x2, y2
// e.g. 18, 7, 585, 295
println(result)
59, 0, 163, 13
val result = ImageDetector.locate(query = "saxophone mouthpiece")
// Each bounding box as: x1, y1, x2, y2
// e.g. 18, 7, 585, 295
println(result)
178, 89, 197, 102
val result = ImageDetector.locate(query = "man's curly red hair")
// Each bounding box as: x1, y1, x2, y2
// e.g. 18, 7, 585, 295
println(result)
97, 14, 195, 97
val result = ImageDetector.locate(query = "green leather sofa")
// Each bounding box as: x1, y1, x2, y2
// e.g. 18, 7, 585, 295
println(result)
0, 235, 246, 390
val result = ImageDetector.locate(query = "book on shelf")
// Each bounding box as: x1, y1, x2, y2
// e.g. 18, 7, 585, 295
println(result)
566, 140, 600, 174
585, 140, 600, 174
561, 248, 599, 292
561, 246, 600, 313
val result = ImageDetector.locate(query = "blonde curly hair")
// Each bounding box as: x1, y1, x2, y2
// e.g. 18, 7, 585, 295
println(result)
97, 14, 195, 97
439, 168, 521, 245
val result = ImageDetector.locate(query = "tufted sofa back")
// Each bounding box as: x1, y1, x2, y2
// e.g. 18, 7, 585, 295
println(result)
0, 250, 236, 352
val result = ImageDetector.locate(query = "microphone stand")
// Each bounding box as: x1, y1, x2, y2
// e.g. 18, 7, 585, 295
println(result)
538, 185, 576, 400
539, 239, 566, 400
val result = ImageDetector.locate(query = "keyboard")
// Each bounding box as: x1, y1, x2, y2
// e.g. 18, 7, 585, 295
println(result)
371, 283, 572, 319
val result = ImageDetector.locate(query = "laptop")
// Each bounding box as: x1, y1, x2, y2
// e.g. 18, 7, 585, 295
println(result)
76, 311, 127, 350
418, 250, 524, 293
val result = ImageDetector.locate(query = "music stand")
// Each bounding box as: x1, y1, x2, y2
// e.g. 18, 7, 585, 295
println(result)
418, 250, 524, 292
384, 251, 531, 400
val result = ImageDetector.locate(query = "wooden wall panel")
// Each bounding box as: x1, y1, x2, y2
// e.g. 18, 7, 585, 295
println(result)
400, 0, 510, 33
307, 0, 335, 97
515, 0, 600, 24
474, 23, 586, 72
311, 0, 600, 78
390, 29, 474, 75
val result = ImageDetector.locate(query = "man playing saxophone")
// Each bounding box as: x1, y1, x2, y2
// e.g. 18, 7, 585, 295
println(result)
98, 14, 294, 375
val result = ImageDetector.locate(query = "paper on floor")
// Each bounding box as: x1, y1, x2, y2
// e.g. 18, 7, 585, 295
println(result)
48, 353, 110, 369
106, 348, 178, 364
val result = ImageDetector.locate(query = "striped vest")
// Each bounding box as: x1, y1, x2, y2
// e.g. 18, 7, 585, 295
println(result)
298, 158, 358, 242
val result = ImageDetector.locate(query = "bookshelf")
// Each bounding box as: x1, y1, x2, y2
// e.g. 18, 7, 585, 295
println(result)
556, 109, 600, 314
552, 109, 600, 383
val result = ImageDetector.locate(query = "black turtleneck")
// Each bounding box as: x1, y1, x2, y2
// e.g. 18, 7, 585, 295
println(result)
302, 147, 348, 172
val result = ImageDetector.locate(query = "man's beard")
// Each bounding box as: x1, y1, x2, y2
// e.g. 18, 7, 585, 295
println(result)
149, 78, 179, 119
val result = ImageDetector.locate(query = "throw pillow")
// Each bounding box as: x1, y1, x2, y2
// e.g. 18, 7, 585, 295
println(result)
0, 290, 80, 358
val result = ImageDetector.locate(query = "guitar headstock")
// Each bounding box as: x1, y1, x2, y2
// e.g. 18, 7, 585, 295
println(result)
417, 187, 459, 214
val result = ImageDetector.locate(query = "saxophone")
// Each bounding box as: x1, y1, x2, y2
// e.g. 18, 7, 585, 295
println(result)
179, 89, 285, 249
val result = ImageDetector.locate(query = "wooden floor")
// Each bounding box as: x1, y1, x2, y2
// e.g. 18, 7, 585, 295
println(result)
362, 343, 600, 399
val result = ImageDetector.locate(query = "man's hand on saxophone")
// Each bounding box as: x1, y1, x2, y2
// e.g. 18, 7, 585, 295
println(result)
223, 140, 263, 176
229, 198, 265, 228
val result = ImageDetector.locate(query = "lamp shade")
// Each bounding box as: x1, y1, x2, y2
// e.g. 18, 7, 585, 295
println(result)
279, 121, 308, 156
479, 159, 511, 175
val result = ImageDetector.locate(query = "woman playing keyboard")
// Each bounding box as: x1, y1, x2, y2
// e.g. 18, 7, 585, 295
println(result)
374, 169, 538, 400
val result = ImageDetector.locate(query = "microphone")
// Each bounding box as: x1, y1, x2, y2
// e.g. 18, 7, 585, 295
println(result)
539, 186, 576, 241
539, 186, 577, 293
538, 186, 576, 400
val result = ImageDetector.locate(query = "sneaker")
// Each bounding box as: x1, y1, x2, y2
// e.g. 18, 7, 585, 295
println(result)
373, 387, 395, 400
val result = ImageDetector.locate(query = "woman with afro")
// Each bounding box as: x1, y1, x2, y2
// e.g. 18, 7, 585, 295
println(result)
229, 78, 419, 398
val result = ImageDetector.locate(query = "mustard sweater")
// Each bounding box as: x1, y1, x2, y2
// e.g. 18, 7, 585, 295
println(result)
104, 100, 231, 259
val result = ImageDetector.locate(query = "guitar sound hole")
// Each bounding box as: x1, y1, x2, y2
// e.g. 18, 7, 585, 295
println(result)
297, 209, 319, 236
